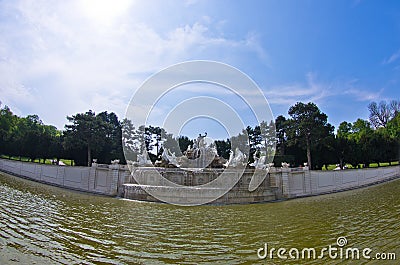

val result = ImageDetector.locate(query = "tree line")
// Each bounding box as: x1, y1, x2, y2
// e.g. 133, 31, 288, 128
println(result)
0, 100, 398, 169
275, 101, 399, 169
0, 107, 125, 166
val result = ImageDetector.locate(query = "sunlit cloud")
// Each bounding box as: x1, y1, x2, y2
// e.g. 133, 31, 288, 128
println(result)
264, 72, 333, 105
0, 0, 266, 128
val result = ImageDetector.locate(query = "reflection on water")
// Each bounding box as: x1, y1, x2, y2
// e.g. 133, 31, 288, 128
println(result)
0, 172, 399, 264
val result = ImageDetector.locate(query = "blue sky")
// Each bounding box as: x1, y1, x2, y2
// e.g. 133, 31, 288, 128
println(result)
0, 0, 399, 138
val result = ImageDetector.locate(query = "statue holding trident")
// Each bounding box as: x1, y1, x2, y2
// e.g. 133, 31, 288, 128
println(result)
197, 132, 207, 148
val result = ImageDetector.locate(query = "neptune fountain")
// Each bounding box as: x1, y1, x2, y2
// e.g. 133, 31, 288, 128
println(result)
123, 133, 278, 205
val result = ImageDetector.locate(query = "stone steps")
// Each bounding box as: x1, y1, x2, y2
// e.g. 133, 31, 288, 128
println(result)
121, 183, 278, 205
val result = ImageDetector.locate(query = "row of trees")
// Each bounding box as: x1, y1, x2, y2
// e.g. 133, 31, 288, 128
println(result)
0, 107, 62, 164
0, 106, 125, 166
0, 100, 398, 168
273, 101, 399, 169
64, 111, 125, 166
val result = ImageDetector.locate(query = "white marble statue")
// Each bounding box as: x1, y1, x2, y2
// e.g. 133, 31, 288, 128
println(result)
137, 149, 152, 166
168, 150, 179, 166
224, 150, 234, 168
197, 132, 207, 149
161, 148, 169, 162
250, 151, 269, 169
233, 147, 245, 166
224, 147, 246, 167
162, 148, 180, 167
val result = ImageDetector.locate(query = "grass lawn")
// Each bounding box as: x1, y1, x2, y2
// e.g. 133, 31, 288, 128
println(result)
1, 154, 398, 169
0, 155, 74, 166
322, 161, 399, 170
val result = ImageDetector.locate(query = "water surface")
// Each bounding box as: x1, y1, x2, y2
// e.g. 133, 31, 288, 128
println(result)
0, 172, 398, 264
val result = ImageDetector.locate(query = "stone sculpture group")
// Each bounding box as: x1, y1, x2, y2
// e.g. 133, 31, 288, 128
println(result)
132, 133, 275, 170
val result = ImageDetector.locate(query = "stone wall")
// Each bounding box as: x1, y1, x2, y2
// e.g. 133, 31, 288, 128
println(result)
280, 165, 400, 198
123, 168, 279, 204
0, 158, 124, 196
0, 158, 399, 203
122, 165, 400, 203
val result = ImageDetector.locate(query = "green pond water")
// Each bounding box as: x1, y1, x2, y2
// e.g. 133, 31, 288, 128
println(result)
0, 172, 398, 264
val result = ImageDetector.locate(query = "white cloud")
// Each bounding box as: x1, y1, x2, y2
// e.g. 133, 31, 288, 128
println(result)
263, 72, 384, 107
264, 72, 334, 105
343, 87, 384, 101
383, 49, 400, 64
0, 0, 266, 129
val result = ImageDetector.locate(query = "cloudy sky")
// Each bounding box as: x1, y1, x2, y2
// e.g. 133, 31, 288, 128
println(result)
1, 0, 399, 136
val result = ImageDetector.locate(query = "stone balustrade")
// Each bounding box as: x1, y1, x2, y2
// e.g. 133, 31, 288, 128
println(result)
0, 158, 399, 203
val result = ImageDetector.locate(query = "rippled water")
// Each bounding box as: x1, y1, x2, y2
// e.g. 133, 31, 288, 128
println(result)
0, 172, 399, 264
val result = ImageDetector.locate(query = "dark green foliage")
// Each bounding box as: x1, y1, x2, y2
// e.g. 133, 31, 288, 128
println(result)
96, 111, 125, 164
64, 110, 125, 166
286, 102, 334, 169
215, 139, 231, 159
335, 117, 399, 168
0, 99, 398, 168
0, 106, 63, 163
272, 155, 295, 167
178, 136, 193, 154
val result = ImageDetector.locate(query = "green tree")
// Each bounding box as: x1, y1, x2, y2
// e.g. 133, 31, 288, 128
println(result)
96, 111, 125, 164
287, 102, 334, 169
0, 105, 18, 156
382, 113, 400, 163
335, 121, 353, 168
38, 124, 61, 163
215, 139, 231, 159
162, 132, 181, 155
148, 126, 163, 156
122, 118, 139, 162
337, 121, 352, 138
386, 112, 400, 140
20, 115, 44, 162
178, 136, 193, 154
336, 118, 390, 168
246, 126, 256, 163
275, 115, 287, 156
64, 110, 107, 166
351, 118, 373, 139
48, 129, 64, 163
231, 129, 250, 154
259, 120, 276, 163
